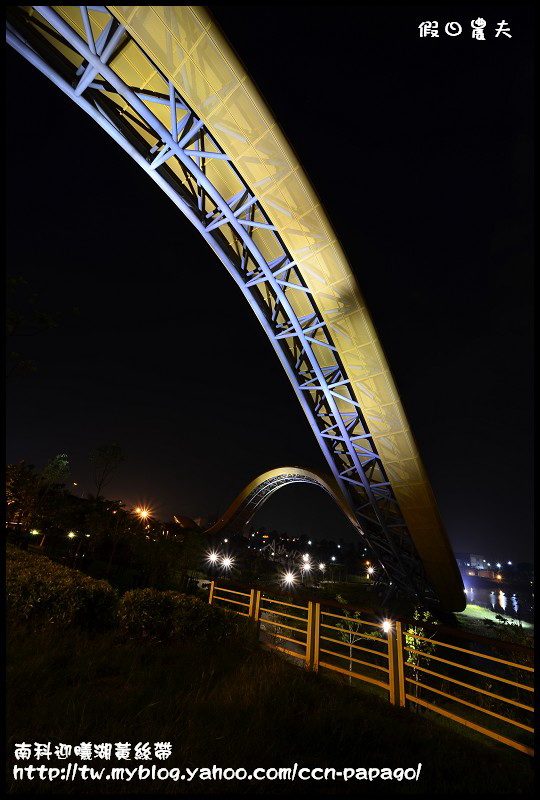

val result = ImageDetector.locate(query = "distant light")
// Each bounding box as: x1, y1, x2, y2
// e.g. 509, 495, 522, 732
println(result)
307, 540, 312, 545
367, 566, 374, 575
496, 574, 502, 581
73, 482, 78, 487
337, 544, 341, 548
382, 620, 391, 634
319, 563, 326, 571
223, 538, 228, 543
207, 551, 219, 564
85, 534, 90, 538
302, 553, 309, 562
331, 556, 336, 562
508, 561, 512, 565
67, 532, 76, 539
30, 529, 40, 536
302, 562, 312, 572
496, 563, 501, 569
221, 556, 233, 569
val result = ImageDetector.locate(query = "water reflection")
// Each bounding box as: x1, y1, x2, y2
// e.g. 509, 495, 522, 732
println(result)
464, 586, 533, 621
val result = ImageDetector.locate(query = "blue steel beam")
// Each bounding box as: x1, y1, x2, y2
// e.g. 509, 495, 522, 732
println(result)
6, 6, 443, 607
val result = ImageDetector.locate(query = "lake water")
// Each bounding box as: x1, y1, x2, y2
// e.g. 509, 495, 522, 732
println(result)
463, 586, 534, 623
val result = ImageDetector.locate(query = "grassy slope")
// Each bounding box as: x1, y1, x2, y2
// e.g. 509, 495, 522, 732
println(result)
7, 625, 533, 795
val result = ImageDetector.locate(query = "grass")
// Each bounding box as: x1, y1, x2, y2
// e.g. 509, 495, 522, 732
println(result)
455, 603, 534, 635
6, 624, 533, 795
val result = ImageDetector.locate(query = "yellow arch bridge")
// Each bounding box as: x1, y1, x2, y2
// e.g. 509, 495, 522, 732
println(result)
7, 6, 465, 611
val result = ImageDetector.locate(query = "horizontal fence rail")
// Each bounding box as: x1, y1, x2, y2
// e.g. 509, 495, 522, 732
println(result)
207, 580, 534, 757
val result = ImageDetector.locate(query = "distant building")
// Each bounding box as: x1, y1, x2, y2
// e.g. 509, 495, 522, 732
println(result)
455, 553, 485, 569
477, 569, 496, 579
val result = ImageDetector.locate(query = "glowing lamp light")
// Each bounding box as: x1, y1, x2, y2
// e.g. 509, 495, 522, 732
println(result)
382, 620, 391, 634
302, 553, 309, 562
331, 556, 336, 562
282, 571, 296, 587
67, 532, 76, 539
319, 562, 326, 571
30, 529, 40, 536
135, 506, 151, 520
367, 566, 374, 575
223, 538, 228, 543
221, 556, 233, 569
207, 551, 219, 564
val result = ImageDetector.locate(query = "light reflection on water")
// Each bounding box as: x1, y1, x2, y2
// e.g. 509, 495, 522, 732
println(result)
464, 587, 533, 620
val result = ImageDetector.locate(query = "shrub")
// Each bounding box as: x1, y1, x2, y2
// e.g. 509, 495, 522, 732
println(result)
118, 588, 239, 642
6, 546, 117, 630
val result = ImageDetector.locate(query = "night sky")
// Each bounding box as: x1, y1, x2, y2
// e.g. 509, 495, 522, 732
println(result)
6, 6, 533, 562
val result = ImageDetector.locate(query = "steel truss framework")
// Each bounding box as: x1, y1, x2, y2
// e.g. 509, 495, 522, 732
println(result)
7, 6, 441, 607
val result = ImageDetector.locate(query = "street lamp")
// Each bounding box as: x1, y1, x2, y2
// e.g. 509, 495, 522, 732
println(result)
135, 506, 152, 521
282, 570, 296, 588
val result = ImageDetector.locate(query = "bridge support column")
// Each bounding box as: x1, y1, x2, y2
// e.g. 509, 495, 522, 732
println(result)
387, 620, 405, 707
305, 601, 320, 671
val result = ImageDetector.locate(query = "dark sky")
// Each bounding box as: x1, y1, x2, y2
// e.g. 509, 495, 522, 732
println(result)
6, 6, 533, 562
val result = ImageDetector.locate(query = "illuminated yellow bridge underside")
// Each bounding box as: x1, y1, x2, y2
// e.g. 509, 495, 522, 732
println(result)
10, 6, 465, 611
107, 6, 461, 608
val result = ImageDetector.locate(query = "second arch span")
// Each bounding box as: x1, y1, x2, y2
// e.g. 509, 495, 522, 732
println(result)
206, 467, 363, 540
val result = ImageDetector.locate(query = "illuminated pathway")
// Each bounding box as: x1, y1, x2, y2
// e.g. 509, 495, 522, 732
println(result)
6, 6, 464, 611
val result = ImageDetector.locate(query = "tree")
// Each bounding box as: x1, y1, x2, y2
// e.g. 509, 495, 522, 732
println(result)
89, 444, 124, 499
335, 593, 368, 684
6, 454, 69, 532
6, 455, 70, 549
404, 607, 438, 710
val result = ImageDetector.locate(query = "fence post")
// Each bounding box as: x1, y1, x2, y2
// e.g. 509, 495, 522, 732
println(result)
248, 588, 255, 618
305, 601, 320, 671
387, 620, 405, 707
253, 589, 261, 627
208, 580, 214, 606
